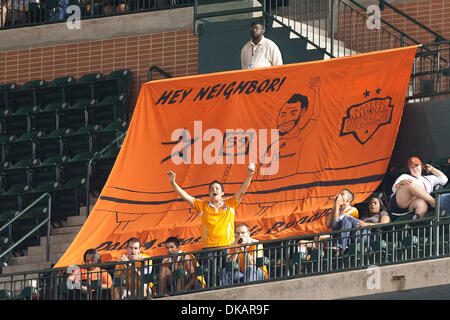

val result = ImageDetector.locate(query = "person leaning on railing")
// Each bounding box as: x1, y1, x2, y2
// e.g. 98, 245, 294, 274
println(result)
388, 156, 448, 218
1, 0, 29, 26
220, 223, 268, 285
1, 0, 7, 27
113, 237, 153, 300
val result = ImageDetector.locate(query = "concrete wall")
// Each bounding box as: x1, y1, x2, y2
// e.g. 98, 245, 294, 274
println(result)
164, 257, 450, 300
0, 8, 194, 52
0, 8, 199, 111
391, 97, 450, 166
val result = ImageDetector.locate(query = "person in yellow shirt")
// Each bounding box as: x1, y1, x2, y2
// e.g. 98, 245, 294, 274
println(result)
167, 163, 255, 286
221, 223, 268, 285
113, 238, 153, 300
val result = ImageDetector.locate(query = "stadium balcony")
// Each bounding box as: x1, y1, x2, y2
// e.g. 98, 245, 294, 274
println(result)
0, 0, 194, 30
0, 0, 449, 300
0, 69, 130, 273
0, 193, 450, 300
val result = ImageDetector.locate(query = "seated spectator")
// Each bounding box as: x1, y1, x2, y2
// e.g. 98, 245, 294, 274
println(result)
358, 196, 391, 227
113, 237, 153, 300
221, 223, 268, 285
68, 248, 113, 300
1, 1, 7, 27
324, 189, 359, 252
83, 0, 105, 16
329, 196, 391, 252
102, 0, 127, 15
388, 157, 448, 218
159, 236, 203, 296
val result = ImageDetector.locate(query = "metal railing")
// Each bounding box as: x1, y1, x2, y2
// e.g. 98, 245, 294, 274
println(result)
1, 196, 449, 299
86, 130, 126, 217
408, 41, 450, 102
0, 192, 52, 265
263, 0, 418, 59
377, 0, 446, 44
0, 0, 194, 30
147, 65, 173, 82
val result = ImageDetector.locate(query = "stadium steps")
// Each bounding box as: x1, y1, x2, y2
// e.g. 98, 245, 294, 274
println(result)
0, 203, 93, 275
271, 15, 358, 59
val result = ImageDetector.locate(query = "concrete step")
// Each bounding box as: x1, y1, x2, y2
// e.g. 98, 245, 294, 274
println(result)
272, 15, 358, 57
26, 242, 73, 257
50, 225, 83, 236
40, 233, 77, 246
10, 253, 63, 266
1, 261, 55, 275
61, 215, 87, 227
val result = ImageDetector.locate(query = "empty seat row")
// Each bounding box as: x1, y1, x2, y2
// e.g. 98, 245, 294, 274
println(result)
0, 69, 131, 122
0, 93, 127, 136
0, 121, 127, 163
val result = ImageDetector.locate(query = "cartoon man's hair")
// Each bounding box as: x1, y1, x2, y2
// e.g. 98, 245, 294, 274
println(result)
286, 93, 309, 110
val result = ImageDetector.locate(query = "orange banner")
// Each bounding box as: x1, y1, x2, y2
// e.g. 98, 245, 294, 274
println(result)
55, 46, 417, 268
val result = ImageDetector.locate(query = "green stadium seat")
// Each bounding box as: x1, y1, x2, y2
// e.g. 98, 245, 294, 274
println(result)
61, 99, 95, 130
97, 69, 131, 100
67, 73, 104, 104
36, 127, 73, 162
42, 76, 75, 107
62, 125, 101, 157
0, 289, 13, 300
0, 135, 16, 162
89, 94, 127, 127
0, 83, 18, 114
2, 104, 40, 136
61, 152, 94, 184
0, 209, 17, 225
92, 121, 127, 152
31, 102, 68, 133
16, 286, 38, 300
90, 147, 118, 194
12, 80, 46, 113
5, 131, 45, 163
0, 163, 30, 195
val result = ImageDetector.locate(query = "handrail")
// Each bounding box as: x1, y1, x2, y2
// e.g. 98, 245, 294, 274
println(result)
86, 131, 127, 217
0, 0, 195, 30
378, 0, 446, 42
1, 210, 449, 299
346, 0, 418, 46
0, 192, 52, 262
148, 66, 173, 82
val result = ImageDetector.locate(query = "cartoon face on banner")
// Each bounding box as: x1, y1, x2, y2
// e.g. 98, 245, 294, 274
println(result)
55, 46, 418, 268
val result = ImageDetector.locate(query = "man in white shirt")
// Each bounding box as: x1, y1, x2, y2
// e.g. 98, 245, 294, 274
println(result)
241, 22, 283, 69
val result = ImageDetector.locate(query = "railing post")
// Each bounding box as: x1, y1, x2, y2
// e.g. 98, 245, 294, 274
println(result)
193, 0, 198, 35
46, 194, 52, 262
434, 193, 441, 256
330, 0, 335, 58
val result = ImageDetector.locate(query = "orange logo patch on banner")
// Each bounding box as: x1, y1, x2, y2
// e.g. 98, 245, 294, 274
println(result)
54, 46, 418, 268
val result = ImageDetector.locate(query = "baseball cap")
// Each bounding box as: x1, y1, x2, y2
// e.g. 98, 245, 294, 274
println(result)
407, 156, 422, 168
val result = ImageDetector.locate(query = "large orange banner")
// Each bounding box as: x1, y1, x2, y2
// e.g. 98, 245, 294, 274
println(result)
55, 46, 417, 268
